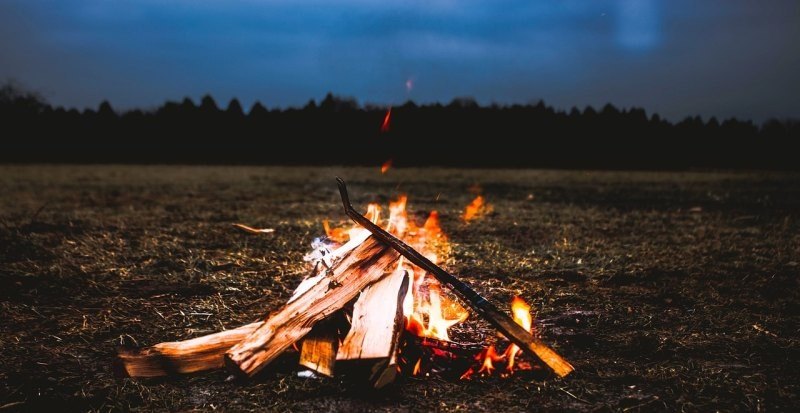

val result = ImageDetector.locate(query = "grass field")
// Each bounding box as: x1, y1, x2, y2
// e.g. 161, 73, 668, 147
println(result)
1, 165, 799, 411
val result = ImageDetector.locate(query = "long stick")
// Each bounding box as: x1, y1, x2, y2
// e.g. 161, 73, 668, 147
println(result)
335, 177, 574, 377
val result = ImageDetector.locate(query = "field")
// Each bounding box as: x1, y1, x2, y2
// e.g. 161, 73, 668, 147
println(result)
1, 165, 799, 411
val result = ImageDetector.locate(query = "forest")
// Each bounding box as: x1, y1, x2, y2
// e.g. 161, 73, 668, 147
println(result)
2, 83, 797, 169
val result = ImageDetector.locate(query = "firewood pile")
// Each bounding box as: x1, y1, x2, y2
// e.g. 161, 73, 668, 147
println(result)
116, 179, 572, 388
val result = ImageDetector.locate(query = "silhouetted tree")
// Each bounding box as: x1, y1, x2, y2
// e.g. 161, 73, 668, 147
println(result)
0, 85, 797, 169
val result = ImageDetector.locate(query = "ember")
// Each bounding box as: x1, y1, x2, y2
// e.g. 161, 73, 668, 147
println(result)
381, 107, 392, 133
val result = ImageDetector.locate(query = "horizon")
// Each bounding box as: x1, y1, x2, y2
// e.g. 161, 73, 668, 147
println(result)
1, 1, 798, 123
7, 87, 796, 126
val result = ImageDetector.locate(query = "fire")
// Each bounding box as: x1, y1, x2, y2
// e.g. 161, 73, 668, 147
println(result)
322, 195, 467, 344
324, 203, 381, 243
477, 345, 503, 376
381, 107, 392, 133
321, 195, 533, 380
381, 159, 392, 174
504, 296, 533, 372
461, 296, 535, 379
462, 195, 491, 222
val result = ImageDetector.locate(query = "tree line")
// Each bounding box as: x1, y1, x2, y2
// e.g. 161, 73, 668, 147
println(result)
1, 82, 797, 169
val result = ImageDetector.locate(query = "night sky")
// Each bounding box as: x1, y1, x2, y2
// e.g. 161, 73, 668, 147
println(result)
1, 0, 798, 121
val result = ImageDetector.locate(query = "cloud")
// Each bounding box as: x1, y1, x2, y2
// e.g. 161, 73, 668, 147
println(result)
0, 0, 797, 120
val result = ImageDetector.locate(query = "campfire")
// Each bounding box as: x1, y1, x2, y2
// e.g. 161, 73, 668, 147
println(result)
117, 179, 572, 387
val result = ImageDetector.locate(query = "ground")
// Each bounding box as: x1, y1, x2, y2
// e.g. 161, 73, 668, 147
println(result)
1, 165, 798, 412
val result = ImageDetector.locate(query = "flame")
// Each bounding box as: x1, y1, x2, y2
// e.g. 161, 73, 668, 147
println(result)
381, 107, 392, 133
504, 296, 533, 372
461, 296, 535, 379
317, 194, 536, 380
321, 195, 467, 344
462, 195, 490, 222
381, 159, 392, 174
324, 203, 381, 243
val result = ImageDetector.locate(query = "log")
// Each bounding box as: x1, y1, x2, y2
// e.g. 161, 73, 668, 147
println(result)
298, 326, 339, 377
336, 267, 409, 388
225, 235, 400, 377
337, 268, 408, 360
298, 314, 348, 377
115, 236, 362, 378
115, 322, 262, 378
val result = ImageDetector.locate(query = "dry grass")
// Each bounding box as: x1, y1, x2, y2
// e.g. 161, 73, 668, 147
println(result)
1, 165, 799, 411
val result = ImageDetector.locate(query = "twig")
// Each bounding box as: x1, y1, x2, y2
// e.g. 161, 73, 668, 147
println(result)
559, 387, 590, 404
232, 223, 275, 234
622, 396, 660, 412
752, 324, 778, 338
28, 201, 51, 225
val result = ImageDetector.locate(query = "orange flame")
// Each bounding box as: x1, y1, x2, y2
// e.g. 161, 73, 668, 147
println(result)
321, 195, 466, 344
504, 296, 533, 372
381, 159, 393, 174
412, 358, 422, 376
381, 107, 392, 133
462, 195, 491, 222
324, 203, 381, 243
461, 296, 535, 379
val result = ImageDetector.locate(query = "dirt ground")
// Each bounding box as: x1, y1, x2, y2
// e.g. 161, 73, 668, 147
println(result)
1, 165, 798, 412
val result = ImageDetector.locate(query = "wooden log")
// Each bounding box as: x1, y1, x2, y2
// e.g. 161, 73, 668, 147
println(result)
298, 313, 349, 377
115, 322, 262, 378
115, 235, 365, 378
295, 236, 368, 377
225, 235, 400, 378
298, 326, 339, 377
336, 267, 409, 388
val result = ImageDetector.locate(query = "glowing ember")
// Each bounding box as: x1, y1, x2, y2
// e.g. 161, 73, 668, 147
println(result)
381, 107, 392, 133
381, 159, 393, 174
462, 195, 490, 222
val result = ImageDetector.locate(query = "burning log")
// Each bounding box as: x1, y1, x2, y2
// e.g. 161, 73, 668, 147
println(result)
335, 178, 574, 378
225, 235, 401, 377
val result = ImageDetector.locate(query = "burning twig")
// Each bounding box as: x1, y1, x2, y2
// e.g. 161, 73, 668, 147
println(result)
335, 177, 574, 377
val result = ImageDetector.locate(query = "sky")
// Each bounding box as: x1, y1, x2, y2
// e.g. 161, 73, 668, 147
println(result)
1, 0, 798, 121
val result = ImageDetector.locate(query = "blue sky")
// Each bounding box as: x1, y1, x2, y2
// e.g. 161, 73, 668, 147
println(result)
1, 0, 798, 121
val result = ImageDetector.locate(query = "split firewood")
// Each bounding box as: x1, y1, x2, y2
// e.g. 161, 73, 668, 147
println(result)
299, 316, 343, 377
115, 230, 369, 378
337, 267, 409, 388
115, 322, 262, 378
225, 235, 400, 377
